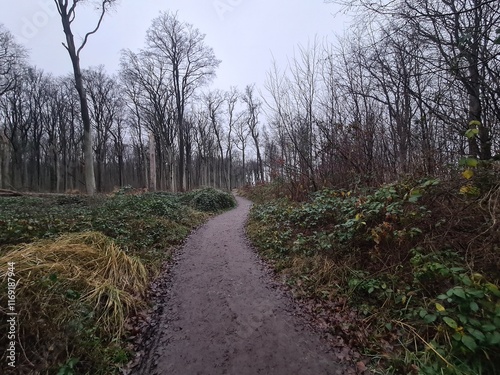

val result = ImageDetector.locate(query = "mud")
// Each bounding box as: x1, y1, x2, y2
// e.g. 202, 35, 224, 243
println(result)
131, 196, 347, 375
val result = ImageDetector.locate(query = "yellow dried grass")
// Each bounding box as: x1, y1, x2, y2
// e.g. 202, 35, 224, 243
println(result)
0, 231, 148, 339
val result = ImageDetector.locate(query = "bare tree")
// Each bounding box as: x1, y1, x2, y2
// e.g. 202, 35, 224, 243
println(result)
1, 74, 31, 188
225, 87, 240, 190
146, 11, 220, 191
120, 49, 177, 191
0, 25, 26, 98
242, 84, 264, 182
84, 66, 121, 191
0, 25, 26, 189
204, 90, 226, 188
54, 0, 118, 194
191, 106, 215, 187
326, 0, 500, 160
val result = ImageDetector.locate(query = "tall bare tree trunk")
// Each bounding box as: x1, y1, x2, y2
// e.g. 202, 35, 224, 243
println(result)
55, 0, 116, 194
149, 132, 157, 191
0, 130, 10, 189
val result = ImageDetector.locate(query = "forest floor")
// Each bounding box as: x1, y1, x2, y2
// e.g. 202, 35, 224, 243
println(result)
127, 196, 359, 375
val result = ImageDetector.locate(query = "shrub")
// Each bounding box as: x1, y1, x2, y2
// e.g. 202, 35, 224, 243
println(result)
185, 188, 236, 212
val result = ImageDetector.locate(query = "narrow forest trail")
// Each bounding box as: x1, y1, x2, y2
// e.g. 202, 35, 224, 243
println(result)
133, 196, 346, 375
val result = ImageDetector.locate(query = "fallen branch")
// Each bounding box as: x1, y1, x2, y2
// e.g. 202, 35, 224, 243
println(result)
0, 189, 23, 197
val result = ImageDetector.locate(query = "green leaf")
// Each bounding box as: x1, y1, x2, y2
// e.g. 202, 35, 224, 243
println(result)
482, 324, 496, 332
488, 331, 500, 345
461, 335, 477, 351
465, 158, 478, 167
485, 283, 500, 297
452, 287, 466, 299
466, 289, 484, 298
443, 317, 458, 329
459, 274, 472, 286
469, 120, 481, 128
457, 314, 468, 324
469, 318, 482, 328
470, 301, 479, 312
408, 189, 422, 203
422, 178, 440, 187
465, 128, 479, 139
467, 327, 486, 342
68, 358, 79, 367
424, 314, 437, 324
459, 157, 478, 167
408, 196, 419, 203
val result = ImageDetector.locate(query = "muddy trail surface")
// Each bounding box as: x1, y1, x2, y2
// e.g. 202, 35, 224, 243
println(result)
132, 196, 347, 375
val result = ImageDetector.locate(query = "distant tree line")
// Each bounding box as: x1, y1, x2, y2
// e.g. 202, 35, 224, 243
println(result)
0, 12, 263, 193
1, 0, 499, 195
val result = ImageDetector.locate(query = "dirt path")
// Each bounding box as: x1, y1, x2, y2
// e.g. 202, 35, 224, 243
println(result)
133, 196, 346, 375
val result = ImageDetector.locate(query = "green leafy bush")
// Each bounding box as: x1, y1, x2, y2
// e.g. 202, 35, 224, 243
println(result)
184, 187, 236, 212
0, 193, 205, 258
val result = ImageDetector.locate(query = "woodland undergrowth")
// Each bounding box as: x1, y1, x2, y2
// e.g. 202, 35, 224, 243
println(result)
244, 170, 500, 375
0, 187, 235, 375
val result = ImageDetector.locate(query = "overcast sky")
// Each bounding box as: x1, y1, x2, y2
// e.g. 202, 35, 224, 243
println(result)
1, 0, 349, 92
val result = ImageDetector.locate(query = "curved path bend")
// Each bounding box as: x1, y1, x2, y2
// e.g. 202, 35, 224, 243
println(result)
135, 196, 345, 375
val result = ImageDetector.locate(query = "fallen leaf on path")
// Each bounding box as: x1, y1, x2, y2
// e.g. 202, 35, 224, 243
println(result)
356, 361, 368, 373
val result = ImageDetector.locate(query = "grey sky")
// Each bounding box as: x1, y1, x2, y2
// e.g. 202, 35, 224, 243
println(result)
1, 0, 348, 91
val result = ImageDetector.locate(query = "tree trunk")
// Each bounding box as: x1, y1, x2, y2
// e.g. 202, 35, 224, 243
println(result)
57, 1, 98, 195
0, 132, 9, 189
70, 56, 96, 194
149, 131, 157, 191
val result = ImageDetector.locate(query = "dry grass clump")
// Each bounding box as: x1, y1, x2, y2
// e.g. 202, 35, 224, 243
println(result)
0, 232, 148, 373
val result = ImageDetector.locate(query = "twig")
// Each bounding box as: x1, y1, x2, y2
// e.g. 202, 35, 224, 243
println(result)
393, 320, 453, 368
